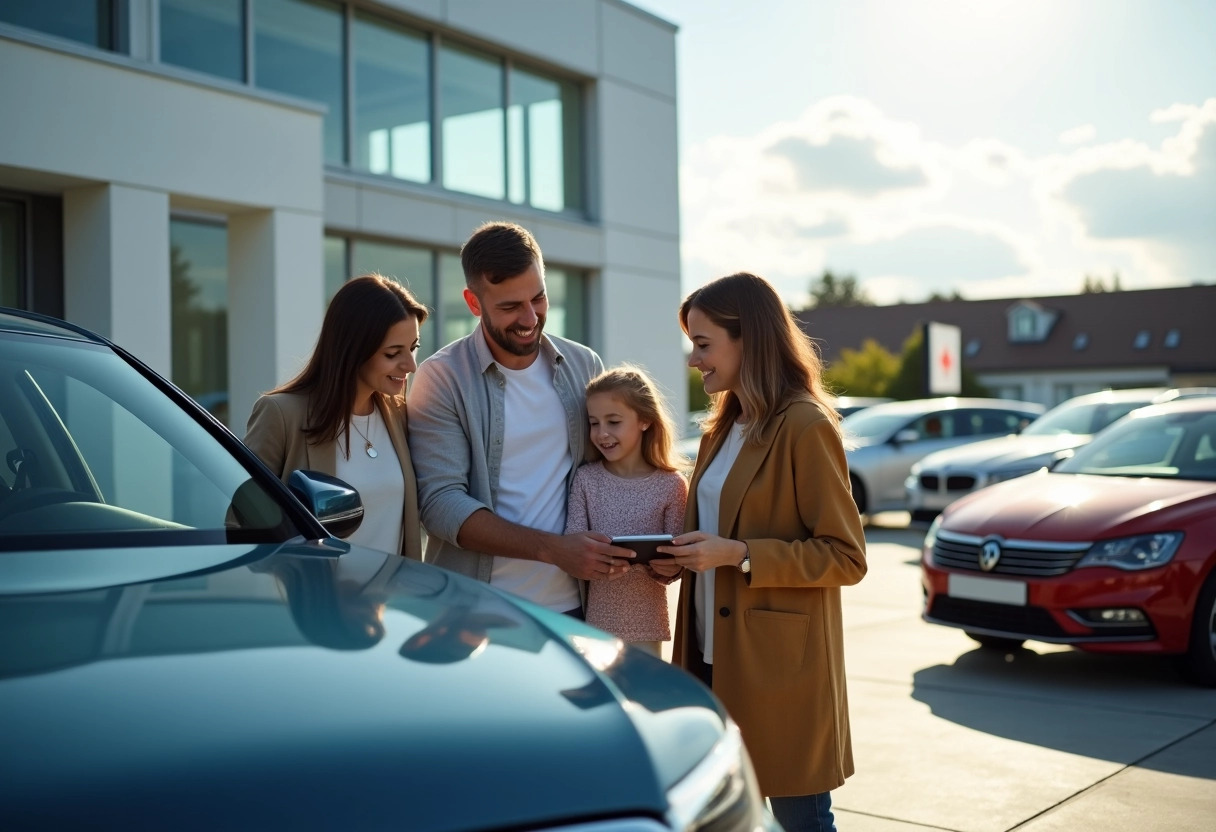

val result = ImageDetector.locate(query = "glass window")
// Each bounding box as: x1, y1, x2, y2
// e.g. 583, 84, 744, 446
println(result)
323, 235, 347, 302
509, 69, 582, 212
1, 200, 22, 308
351, 241, 434, 358
160, 0, 244, 82
353, 12, 430, 183
254, 0, 345, 165
438, 252, 476, 346
544, 266, 586, 343
0, 0, 117, 49
170, 220, 229, 426
440, 43, 504, 200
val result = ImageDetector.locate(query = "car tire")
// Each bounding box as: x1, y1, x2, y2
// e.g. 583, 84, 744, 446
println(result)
910, 509, 939, 524
1179, 569, 1216, 687
849, 474, 867, 515
965, 632, 1025, 651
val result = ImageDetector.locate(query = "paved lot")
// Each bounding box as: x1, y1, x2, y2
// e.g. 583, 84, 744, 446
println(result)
832, 514, 1216, 832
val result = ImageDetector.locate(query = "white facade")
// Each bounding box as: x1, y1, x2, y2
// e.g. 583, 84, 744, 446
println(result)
0, 0, 684, 429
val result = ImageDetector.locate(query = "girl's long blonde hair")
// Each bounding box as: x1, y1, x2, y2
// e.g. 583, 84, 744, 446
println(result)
679, 272, 841, 446
585, 365, 682, 472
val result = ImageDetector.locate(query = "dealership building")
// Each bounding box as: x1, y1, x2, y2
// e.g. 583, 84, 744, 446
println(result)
0, 0, 684, 427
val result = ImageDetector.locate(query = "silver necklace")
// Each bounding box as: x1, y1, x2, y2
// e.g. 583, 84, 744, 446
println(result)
351, 412, 378, 458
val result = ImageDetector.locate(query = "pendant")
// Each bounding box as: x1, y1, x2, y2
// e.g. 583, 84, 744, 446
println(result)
365, 442, 378, 459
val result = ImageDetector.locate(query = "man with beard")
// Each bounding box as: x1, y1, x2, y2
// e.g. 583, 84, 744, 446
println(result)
407, 222, 634, 617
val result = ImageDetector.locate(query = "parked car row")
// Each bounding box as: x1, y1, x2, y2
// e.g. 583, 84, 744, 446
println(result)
0, 308, 773, 829
920, 397, 1216, 686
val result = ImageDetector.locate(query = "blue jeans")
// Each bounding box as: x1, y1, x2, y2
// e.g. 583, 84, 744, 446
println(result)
770, 792, 835, 832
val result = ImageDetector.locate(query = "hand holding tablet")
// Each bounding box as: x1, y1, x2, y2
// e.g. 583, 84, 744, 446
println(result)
609, 534, 674, 564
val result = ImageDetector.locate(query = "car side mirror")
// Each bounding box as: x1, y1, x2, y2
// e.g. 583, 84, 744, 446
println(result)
288, 469, 364, 539
892, 429, 919, 445
1047, 450, 1075, 470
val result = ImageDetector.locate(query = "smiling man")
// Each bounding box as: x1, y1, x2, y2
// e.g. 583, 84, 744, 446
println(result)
407, 222, 632, 618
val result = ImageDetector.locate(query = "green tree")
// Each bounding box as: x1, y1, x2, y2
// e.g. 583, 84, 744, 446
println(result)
885, 328, 989, 400
687, 365, 711, 413
926, 289, 965, 302
808, 270, 873, 308
1081, 271, 1123, 293
824, 338, 899, 397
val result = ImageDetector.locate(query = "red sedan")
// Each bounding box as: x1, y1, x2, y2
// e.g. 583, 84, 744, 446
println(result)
921, 398, 1216, 685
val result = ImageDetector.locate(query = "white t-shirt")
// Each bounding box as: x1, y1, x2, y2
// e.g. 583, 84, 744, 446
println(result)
336, 408, 404, 557
694, 421, 746, 663
490, 359, 581, 612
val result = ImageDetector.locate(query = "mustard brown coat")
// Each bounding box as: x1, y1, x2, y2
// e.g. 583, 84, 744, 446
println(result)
671, 400, 867, 796
244, 391, 423, 561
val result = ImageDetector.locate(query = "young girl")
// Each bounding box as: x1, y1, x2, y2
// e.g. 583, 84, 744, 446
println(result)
564, 365, 688, 656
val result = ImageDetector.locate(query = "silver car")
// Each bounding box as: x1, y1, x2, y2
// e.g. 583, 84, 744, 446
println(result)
906, 387, 1216, 520
842, 397, 1044, 515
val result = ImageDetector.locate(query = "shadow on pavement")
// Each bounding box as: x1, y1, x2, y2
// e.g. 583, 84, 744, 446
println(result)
911, 644, 1216, 779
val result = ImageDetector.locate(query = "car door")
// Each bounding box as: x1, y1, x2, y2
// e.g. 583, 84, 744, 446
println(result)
872, 410, 961, 508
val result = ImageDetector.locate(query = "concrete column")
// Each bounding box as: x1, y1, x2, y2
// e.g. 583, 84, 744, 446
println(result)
63, 183, 171, 376
228, 208, 325, 433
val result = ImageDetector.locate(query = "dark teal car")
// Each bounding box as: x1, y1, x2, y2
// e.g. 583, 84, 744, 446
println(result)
0, 308, 772, 831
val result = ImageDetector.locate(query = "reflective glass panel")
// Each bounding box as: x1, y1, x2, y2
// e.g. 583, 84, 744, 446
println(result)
254, 0, 345, 165
351, 241, 434, 359
354, 12, 430, 183
0, 0, 115, 49
0, 201, 21, 308
438, 252, 476, 346
323, 235, 347, 302
160, 0, 244, 82
440, 44, 504, 200
544, 266, 587, 343
170, 220, 229, 426
509, 69, 582, 212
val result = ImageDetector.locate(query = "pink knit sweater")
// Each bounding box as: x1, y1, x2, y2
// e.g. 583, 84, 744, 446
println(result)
564, 462, 688, 641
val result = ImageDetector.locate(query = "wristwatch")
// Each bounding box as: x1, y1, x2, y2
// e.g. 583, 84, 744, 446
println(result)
738, 544, 751, 574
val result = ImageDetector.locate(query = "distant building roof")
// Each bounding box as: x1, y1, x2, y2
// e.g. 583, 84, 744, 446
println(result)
795, 284, 1216, 374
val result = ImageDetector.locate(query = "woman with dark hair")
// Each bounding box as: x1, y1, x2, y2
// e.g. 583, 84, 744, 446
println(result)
651, 272, 867, 832
245, 273, 429, 560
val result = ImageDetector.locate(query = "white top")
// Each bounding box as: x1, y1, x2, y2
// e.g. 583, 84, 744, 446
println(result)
336, 408, 404, 556
694, 421, 746, 663
490, 358, 581, 612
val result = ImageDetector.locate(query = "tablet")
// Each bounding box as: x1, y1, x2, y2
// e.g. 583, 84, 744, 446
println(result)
609, 534, 674, 565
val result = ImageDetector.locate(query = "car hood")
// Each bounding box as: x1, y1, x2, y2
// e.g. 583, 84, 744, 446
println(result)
942, 472, 1216, 540
916, 434, 1092, 471
0, 541, 725, 829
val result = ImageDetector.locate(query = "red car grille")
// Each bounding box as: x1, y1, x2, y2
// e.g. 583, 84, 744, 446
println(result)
933, 531, 1090, 577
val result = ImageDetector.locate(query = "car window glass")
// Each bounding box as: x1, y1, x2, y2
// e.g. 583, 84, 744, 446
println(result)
1058, 410, 1216, 480
840, 410, 911, 441
1024, 400, 1143, 437
0, 336, 292, 546
909, 413, 951, 440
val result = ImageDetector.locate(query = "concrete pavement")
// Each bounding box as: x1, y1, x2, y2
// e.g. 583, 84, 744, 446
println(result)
833, 514, 1216, 832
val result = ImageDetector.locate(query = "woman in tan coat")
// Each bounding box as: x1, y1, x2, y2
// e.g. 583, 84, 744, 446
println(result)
245, 273, 427, 561
652, 272, 867, 832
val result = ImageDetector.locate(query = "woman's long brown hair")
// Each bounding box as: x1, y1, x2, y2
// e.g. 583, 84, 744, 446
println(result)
274, 273, 428, 453
679, 272, 840, 446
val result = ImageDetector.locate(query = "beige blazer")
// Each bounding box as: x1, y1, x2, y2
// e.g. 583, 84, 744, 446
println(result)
672, 400, 867, 797
244, 390, 423, 561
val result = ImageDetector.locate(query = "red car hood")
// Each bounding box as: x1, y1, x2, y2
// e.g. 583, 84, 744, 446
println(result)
942, 471, 1216, 540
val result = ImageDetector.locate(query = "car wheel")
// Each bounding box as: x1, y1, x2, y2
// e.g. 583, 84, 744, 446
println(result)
910, 509, 939, 524
1180, 570, 1216, 687
849, 474, 867, 515
965, 632, 1025, 651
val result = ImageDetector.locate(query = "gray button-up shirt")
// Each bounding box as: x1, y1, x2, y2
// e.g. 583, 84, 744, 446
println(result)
406, 323, 604, 585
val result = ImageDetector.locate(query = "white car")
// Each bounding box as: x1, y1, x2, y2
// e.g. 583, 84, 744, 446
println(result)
906, 387, 1216, 521
842, 397, 1044, 515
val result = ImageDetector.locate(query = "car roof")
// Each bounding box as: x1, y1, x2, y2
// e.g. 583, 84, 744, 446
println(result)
0, 307, 105, 344
1127, 397, 1216, 420
849, 397, 1044, 416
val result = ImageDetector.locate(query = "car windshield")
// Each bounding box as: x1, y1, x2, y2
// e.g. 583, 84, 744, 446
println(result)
1022, 399, 1147, 437
0, 332, 295, 549
840, 409, 912, 441
1055, 409, 1216, 481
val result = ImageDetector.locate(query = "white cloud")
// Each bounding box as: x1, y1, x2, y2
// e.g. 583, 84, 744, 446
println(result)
680, 96, 1213, 308
1059, 124, 1096, 145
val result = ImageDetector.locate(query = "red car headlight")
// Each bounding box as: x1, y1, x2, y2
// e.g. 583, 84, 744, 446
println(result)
1076, 532, 1184, 571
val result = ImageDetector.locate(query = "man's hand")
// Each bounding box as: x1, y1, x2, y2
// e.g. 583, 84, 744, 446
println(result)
544, 532, 635, 581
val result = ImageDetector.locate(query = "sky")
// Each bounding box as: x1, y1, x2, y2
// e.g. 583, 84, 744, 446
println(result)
627, 0, 1216, 307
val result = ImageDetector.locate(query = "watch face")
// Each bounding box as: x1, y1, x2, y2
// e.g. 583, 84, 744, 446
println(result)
740, 557, 751, 573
